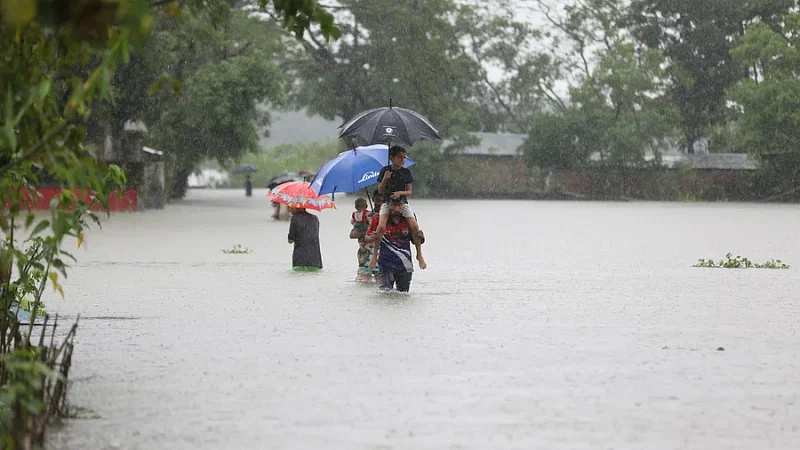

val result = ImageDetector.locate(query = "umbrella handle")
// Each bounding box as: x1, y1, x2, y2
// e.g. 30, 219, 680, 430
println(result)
366, 187, 373, 210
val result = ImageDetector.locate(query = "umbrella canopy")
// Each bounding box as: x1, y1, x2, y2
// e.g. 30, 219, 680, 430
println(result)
268, 181, 335, 212
310, 144, 415, 196
231, 164, 258, 174
267, 172, 305, 189
338, 104, 442, 147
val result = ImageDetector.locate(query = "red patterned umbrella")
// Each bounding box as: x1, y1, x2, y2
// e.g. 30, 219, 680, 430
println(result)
268, 181, 336, 211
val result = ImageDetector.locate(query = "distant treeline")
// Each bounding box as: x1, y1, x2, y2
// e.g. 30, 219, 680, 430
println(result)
86, 0, 799, 200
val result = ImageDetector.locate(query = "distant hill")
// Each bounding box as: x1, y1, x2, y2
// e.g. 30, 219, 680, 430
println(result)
258, 108, 341, 149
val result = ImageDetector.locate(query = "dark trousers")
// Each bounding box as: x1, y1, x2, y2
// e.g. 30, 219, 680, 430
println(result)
379, 270, 412, 292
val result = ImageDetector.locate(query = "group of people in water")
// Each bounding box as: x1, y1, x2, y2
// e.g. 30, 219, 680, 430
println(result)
286, 145, 426, 292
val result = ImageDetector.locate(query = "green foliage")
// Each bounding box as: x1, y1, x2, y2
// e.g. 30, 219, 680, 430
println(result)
0, 0, 338, 445
729, 12, 800, 194
521, 111, 594, 172
628, 0, 795, 149
694, 253, 790, 269
259, 0, 340, 42
0, 0, 269, 445
78, 0, 341, 200
1, 0, 135, 349
457, 0, 563, 130
520, 40, 677, 187
284, 0, 500, 136
0, 347, 64, 434
16, 296, 46, 317
222, 244, 252, 254
570, 42, 678, 164
94, 5, 290, 199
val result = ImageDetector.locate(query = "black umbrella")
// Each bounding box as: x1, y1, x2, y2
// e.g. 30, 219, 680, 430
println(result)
338, 100, 442, 148
231, 164, 258, 174
267, 172, 304, 190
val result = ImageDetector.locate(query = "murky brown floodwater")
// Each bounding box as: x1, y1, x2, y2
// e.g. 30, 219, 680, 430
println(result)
45, 189, 800, 449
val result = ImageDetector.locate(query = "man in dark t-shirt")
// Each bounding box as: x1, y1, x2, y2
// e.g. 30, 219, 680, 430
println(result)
369, 145, 426, 271
377, 164, 413, 204
366, 197, 423, 292
287, 208, 322, 271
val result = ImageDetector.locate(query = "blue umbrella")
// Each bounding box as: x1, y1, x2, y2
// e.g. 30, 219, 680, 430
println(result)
310, 144, 415, 196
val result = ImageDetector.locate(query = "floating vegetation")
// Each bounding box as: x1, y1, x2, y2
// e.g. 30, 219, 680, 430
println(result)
222, 244, 252, 254
693, 253, 789, 269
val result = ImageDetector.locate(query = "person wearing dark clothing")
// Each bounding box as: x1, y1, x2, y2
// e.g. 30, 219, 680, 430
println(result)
372, 197, 417, 292
369, 145, 426, 271
287, 208, 322, 271
245, 175, 253, 197
377, 162, 414, 205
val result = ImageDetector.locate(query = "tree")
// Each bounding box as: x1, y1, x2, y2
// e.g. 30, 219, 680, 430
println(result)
628, 0, 794, 152
86, 0, 340, 199
521, 41, 678, 191
142, 7, 288, 198
729, 11, 800, 195
528, 0, 630, 82
0, 1, 149, 444
573, 43, 677, 164
521, 111, 594, 191
456, 0, 567, 132
277, 0, 500, 138
0, 0, 337, 443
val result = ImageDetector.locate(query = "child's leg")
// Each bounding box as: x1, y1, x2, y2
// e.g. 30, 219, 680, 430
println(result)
357, 244, 369, 265
368, 204, 389, 269
402, 206, 426, 270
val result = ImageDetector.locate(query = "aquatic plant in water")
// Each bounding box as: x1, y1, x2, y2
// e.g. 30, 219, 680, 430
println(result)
693, 253, 790, 269
222, 244, 252, 254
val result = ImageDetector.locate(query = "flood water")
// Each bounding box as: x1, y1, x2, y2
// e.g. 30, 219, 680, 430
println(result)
46, 189, 800, 449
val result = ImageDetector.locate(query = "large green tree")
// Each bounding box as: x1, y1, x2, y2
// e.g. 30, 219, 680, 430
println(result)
145, 7, 288, 198
521, 41, 677, 191
729, 11, 800, 196
87, 0, 340, 199
275, 0, 501, 138
628, 0, 794, 152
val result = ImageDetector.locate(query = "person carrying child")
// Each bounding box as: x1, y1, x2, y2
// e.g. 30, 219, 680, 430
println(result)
365, 196, 422, 292
367, 145, 426, 270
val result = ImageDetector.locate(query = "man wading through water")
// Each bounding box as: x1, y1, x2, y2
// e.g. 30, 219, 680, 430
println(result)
365, 196, 421, 292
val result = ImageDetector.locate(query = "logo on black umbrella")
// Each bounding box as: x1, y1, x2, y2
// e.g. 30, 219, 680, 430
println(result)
384, 126, 395, 135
